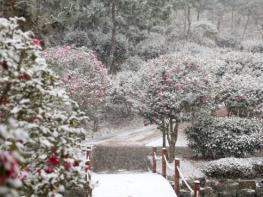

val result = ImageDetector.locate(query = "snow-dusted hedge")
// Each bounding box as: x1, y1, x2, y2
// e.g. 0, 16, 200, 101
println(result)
203, 157, 263, 178
186, 116, 263, 159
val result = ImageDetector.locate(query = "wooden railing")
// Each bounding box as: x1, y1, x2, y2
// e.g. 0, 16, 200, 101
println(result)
152, 147, 200, 197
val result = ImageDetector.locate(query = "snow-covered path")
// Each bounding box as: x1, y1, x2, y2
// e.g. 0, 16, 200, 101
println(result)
87, 124, 189, 147
92, 172, 177, 197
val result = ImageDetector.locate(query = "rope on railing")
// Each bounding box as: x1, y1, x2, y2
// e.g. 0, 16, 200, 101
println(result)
163, 155, 174, 170
153, 152, 160, 160
152, 147, 201, 197
176, 166, 194, 194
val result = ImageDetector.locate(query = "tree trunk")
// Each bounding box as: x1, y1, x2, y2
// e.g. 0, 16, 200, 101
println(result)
168, 119, 179, 162
186, 5, 191, 40
196, 8, 200, 21
162, 119, 166, 147
231, 7, 234, 31
109, 0, 117, 74
93, 118, 99, 132
241, 13, 250, 40
184, 6, 187, 38
162, 130, 166, 148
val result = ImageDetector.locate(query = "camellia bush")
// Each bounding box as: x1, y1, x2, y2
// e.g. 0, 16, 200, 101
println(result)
0, 17, 91, 196
186, 116, 263, 159
127, 53, 215, 160
44, 46, 111, 132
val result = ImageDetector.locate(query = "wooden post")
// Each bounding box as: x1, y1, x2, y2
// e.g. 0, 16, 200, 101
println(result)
162, 148, 167, 178
152, 146, 157, 173
174, 158, 180, 196
85, 147, 92, 172
86, 147, 91, 159
194, 180, 200, 197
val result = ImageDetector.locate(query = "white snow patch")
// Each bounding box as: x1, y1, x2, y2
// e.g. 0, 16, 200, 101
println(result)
146, 131, 188, 147
92, 172, 177, 197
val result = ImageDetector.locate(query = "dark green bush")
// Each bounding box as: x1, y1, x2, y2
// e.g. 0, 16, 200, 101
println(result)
186, 116, 263, 159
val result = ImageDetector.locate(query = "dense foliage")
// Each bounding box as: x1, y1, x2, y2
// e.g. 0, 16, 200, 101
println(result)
186, 116, 263, 158
0, 18, 91, 197
44, 46, 111, 132
204, 157, 263, 178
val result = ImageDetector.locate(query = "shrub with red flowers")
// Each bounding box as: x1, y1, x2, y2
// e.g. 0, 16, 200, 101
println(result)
0, 152, 19, 184
44, 46, 111, 132
0, 17, 91, 196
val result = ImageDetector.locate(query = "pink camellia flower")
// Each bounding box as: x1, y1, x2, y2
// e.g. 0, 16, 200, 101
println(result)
32, 39, 41, 47
64, 161, 72, 171
0, 152, 19, 184
201, 95, 208, 104
19, 170, 29, 181
48, 153, 60, 166
175, 83, 184, 92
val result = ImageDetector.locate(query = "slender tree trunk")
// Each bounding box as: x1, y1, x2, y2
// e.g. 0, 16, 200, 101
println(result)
241, 13, 250, 40
196, 8, 200, 21
168, 119, 179, 162
93, 117, 99, 132
184, 6, 187, 38
217, 17, 221, 31
162, 119, 166, 147
186, 5, 191, 40
109, 0, 117, 74
231, 7, 235, 31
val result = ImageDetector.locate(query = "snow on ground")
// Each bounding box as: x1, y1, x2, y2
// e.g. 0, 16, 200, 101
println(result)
153, 156, 206, 179
87, 123, 190, 147
146, 130, 188, 147
92, 172, 177, 197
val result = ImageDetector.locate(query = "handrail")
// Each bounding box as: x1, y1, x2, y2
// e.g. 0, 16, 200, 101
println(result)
176, 166, 193, 193
163, 154, 174, 171
152, 147, 201, 197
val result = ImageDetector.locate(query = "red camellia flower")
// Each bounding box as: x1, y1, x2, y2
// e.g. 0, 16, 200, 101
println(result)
45, 166, 54, 174
0, 61, 8, 70
48, 153, 60, 166
19, 73, 30, 81
0, 152, 19, 184
32, 39, 41, 47
73, 160, 79, 167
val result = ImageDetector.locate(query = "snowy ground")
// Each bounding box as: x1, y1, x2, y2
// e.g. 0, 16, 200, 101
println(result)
92, 172, 177, 197
87, 123, 190, 147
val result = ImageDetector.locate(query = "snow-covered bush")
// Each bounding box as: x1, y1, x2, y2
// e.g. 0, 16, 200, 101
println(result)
136, 33, 166, 60
134, 53, 214, 160
190, 20, 218, 47
215, 51, 263, 118
107, 71, 141, 123
215, 33, 239, 48
242, 40, 263, 53
120, 55, 145, 72
44, 46, 111, 132
63, 30, 92, 47
203, 157, 263, 178
186, 116, 263, 159
90, 30, 129, 67
0, 17, 91, 196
